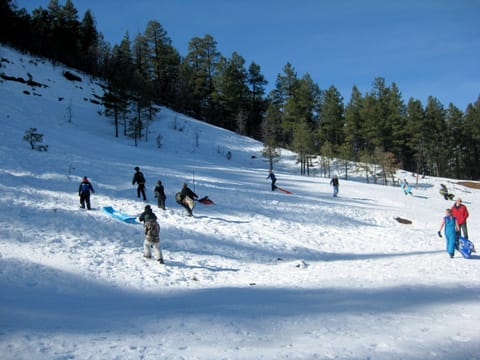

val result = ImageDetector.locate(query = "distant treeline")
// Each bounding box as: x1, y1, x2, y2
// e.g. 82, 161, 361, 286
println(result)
1, 0, 479, 179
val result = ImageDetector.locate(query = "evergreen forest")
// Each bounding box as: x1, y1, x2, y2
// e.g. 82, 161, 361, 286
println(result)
1, 0, 479, 180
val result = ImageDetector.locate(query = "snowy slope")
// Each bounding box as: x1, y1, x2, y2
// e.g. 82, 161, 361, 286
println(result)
1, 45, 480, 360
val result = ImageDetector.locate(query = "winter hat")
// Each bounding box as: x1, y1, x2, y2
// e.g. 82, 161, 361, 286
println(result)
145, 205, 151, 211
135, 166, 140, 171
83, 176, 88, 181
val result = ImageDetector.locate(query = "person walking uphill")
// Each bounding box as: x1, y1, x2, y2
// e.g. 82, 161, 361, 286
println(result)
139, 205, 164, 264
175, 183, 198, 216
330, 175, 339, 197
132, 166, 147, 201
451, 198, 469, 240
438, 208, 459, 258
78, 176, 95, 210
154, 180, 166, 210
267, 170, 277, 191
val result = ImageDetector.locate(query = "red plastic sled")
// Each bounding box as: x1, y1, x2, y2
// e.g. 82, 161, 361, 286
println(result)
198, 196, 215, 205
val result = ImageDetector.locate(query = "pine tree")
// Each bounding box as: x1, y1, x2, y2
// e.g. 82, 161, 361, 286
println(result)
424, 96, 448, 176
213, 51, 249, 132
462, 97, 480, 179
262, 102, 282, 170
344, 86, 364, 160
143, 20, 180, 106
183, 34, 220, 121
318, 85, 344, 151
246, 62, 268, 139
404, 98, 426, 179
79, 9, 98, 74
444, 103, 464, 178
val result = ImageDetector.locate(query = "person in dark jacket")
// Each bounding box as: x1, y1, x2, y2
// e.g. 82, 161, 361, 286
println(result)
154, 180, 166, 210
266, 170, 277, 191
175, 183, 198, 216
132, 166, 147, 201
330, 175, 339, 197
78, 176, 95, 210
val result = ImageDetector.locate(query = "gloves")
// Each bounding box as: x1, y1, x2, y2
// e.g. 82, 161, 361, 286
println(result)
437, 231, 442, 238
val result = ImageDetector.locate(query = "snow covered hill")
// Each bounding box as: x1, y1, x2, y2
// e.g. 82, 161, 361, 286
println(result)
1, 45, 479, 359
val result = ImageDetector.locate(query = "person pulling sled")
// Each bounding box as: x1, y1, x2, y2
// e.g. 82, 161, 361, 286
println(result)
266, 170, 278, 191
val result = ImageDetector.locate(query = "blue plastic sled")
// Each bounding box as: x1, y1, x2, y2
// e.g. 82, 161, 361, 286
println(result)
102, 206, 139, 224
458, 236, 475, 259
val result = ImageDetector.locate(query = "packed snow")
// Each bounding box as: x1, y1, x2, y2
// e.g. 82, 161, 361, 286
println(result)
1, 45, 479, 359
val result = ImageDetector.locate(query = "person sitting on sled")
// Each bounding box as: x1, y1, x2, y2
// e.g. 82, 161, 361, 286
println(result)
440, 184, 454, 200
175, 183, 198, 216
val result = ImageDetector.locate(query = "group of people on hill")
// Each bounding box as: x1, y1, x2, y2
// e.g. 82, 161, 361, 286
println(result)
132, 167, 200, 264
77, 166, 201, 265
267, 170, 339, 197
80, 166, 473, 265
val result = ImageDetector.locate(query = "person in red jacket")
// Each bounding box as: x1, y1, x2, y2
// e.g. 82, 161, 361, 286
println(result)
451, 198, 469, 240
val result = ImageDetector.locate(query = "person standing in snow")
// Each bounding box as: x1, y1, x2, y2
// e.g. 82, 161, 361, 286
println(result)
438, 208, 459, 258
154, 180, 166, 210
132, 166, 147, 201
78, 176, 95, 210
330, 175, 339, 197
451, 198, 469, 240
175, 182, 198, 216
266, 170, 277, 191
401, 179, 413, 195
139, 205, 164, 264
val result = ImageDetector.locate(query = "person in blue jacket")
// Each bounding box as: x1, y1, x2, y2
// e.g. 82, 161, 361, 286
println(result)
438, 208, 459, 258
78, 176, 95, 210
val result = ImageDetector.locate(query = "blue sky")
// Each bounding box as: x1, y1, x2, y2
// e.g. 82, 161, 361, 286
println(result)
16, 0, 480, 110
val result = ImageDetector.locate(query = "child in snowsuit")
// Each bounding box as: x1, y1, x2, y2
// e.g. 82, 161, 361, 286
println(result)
154, 180, 166, 210
78, 176, 95, 210
175, 183, 198, 216
139, 205, 164, 264
438, 208, 459, 258
132, 166, 147, 201
330, 175, 339, 197
267, 170, 277, 191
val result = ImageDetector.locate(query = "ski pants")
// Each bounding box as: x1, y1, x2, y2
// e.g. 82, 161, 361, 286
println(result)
80, 192, 91, 209
157, 197, 166, 210
144, 239, 163, 260
137, 184, 146, 200
271, 180, 277, 191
